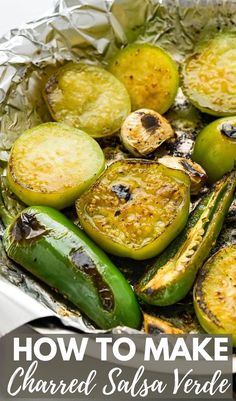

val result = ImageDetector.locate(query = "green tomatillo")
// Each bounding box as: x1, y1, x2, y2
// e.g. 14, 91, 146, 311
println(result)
192, 116, 236, 183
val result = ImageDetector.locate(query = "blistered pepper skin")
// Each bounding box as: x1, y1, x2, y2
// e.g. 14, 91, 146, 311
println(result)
136, 172, 236, 306
3, 206, 141, 330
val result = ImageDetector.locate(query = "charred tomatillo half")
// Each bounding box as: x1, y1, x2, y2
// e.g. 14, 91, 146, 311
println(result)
7, 123, 105, 209
192, 116, 236, 183
44, 63, 131, 137
194, 245, 236, 346
120, 109, 175, 157
76, 159, 190, 260
109, 43, 179, 114
182, 33, 236, 116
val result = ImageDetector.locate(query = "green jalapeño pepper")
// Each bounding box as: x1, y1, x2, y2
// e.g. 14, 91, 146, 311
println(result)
3, 206, 141, 330
136, 171, 236, 306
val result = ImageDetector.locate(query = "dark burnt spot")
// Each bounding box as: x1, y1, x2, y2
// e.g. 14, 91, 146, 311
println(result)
140, 113, 160, 134
143, 287, 155, 296
114, 210, 121, 217
190, 52, 201, 62
111, 184, 132, 201
70, 248, 114, 311
11, 212, 48, 243
181, 160, 203, 177
221, 123, 236, 139
148, 324, 164, 335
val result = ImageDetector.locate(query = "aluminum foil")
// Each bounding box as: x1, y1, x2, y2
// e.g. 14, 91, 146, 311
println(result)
0, 0, 236, 337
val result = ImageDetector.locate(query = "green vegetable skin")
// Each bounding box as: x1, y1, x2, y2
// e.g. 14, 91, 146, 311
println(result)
136, 172, 236, 306
3, 206, 141, 330
194, 245, 236, 346
192, 116, 236, 183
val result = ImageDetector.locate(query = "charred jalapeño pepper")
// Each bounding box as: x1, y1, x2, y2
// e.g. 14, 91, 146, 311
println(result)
3, 206, 141, 330
136, 171, 236, 306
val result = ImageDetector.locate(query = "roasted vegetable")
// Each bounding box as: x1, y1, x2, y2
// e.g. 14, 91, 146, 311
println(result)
136, 172, 236, 305
120, 109, 174, 156
141, 295, 203, 334
158, 156, 207, 195
44, 63, 131, 137
182, 33, 236, 116
3, 206, 141, 330
109, 43, 179, 114
7, 123, 105, 209
143, 313, 184, 335
76, 159, 190, 260
193, 116, 236, 183
194, 245, 236, 346
103, 144, 129, 165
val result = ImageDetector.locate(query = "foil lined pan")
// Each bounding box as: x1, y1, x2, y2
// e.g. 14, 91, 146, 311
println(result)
0, 0, 236, 338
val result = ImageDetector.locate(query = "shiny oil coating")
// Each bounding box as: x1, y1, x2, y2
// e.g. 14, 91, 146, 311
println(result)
77, 160, 190, 260
182, 33, 236, 116
44, 63, 131, 137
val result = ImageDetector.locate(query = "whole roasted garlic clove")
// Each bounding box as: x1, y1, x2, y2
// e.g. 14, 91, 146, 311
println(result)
120, 108, 174, 157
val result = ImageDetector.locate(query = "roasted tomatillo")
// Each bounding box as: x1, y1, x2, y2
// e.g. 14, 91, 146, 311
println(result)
44, 63, 131, 137
7, 123, 105, 209
182, 33, 236, 116
194, 245, 236, 346
192, 116, 236, 183
109, 43, 179, 114
76, 159, 190, 260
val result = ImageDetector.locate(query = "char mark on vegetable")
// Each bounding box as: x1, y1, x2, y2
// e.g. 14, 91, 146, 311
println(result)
181, 160, 204, 177
148, 324, 165, 335
111, 184, 132, 201
194, 271, 222, 328
140, 113, 160, 133
10, 212, 49, 242
221, 123, 236, 139
70, 248, 114, 311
